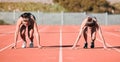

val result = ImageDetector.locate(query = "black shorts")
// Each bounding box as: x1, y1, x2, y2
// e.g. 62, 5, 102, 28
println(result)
20, 25, 34, 32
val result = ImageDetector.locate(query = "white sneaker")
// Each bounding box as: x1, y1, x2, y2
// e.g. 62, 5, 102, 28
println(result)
22, 42, 26, 48
29, 42, 34, 48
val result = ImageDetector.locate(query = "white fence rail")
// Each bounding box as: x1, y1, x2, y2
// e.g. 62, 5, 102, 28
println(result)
0, 11, 120, 25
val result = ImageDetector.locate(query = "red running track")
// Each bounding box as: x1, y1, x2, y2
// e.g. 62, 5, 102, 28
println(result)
0, 25, 120, 62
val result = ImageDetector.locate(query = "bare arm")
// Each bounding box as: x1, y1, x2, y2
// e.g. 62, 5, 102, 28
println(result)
72, 18, 88, 48
93, 18, 107, 48
93, 17, 107, 48
12, 18, 22, 49
31, 15, 42, 48
98, 25, 107, 48
34, 22, 42, 48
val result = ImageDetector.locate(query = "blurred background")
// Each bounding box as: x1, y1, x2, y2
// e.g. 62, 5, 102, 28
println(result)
0, 0, 120, 25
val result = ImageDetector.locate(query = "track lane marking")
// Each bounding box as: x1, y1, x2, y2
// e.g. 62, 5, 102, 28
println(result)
0, 26, 49, 52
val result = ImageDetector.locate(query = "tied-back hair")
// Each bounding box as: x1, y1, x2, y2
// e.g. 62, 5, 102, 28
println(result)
20, 12, 36, 20
20, 12, 31, 18
87, 16, 97, 21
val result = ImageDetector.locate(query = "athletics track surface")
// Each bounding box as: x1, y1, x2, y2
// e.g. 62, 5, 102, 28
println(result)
0, 25, 120, 62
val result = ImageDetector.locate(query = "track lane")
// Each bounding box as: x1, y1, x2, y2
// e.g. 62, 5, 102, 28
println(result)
0, 25, 120, 62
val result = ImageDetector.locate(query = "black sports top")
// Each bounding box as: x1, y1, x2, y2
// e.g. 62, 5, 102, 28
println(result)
85, 18, 96, 27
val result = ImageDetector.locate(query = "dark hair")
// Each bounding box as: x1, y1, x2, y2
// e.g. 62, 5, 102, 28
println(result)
88, 17, 92, 21
20, 12, 31, 18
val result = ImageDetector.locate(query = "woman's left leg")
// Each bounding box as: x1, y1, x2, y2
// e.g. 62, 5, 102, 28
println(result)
83, 27, 88, 48
90, 27, 97, 48
28, 26, 34, 48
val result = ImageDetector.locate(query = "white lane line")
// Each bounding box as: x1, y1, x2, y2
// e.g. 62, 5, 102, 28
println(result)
103, 31, 120, 52
59, 28, 63, 62
88, 33, 120, 53
0, 40, 22, 52
0, 27, 15, 33
105, 31, 120, 37
59, 11, 63, 62
88, 31, 120, 53
96, 38, 120, 53
66, 26, 120, 53
0, 27, 15, 36
0, 31, 14, 36
0, 26, 49, 52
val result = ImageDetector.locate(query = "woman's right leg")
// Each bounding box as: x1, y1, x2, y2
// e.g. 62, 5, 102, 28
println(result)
28, 26, 34, 48
90, 27, 97, 48
20, 25, 26, 48
83, 27, 88, 48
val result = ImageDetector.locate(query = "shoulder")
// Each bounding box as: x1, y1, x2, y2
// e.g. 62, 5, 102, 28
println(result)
16, 17, 23, 24
18, 17, 23, 21
83, 17, 89, 23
